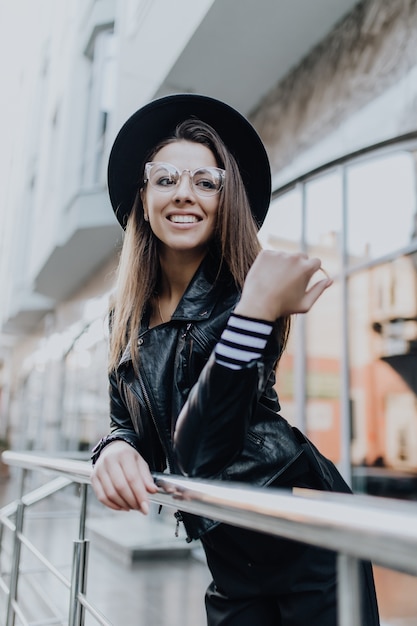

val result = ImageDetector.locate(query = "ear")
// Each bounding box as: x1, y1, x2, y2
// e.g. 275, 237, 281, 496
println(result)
140, 188, 149, 221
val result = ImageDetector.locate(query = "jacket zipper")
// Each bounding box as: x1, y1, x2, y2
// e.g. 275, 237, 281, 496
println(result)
182, 322, 192, 338
137, 372, 175, 473
189, 324, 211, 352
137, 373, 191, 540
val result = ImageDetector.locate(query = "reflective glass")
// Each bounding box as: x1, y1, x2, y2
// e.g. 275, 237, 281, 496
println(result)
349, 254, 417, 494
347, 152, 416, 264
62, 320, 109, 450
259, 188, 302, 423
258, 187, 302, 250
304, 172, 343, 464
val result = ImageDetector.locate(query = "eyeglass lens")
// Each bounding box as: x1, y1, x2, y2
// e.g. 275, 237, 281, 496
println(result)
146, 162, 224, 196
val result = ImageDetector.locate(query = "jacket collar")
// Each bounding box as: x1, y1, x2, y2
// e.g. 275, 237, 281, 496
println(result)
118, 253, 235, 368
169, 254, 224, 322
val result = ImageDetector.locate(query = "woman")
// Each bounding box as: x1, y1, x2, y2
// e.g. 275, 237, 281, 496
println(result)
91, 94, 380, 625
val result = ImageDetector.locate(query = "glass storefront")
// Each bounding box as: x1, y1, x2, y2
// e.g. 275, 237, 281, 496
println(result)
346, 153, 415, 264
304, 172, 344, 464
260, 142, 417, 497
12, 297, 111, 455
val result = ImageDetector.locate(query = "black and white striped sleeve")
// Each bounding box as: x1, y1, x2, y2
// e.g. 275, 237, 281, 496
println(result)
214, 313, 274, 370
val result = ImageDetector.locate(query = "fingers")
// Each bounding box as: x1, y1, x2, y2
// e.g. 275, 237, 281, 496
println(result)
300, 276, 333, 312
92, 461, 133, 511
301, 256, 326, 287
91, 441, 157, 514
280, 258, 332, 315
317, 266, 331, 280
236, 250, 333, 320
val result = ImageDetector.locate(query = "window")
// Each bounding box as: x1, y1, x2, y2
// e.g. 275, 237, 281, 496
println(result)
269, 144, 417, 490
304, 172, 343, 463
346, 152, 415, 264
82, 29, 116, 187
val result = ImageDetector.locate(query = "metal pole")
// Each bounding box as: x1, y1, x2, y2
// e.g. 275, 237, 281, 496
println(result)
78, 483, 88, 541
6, 501, 25, 626
68, 539, 89, 626
337, 553, 362, 626
340, 165, 352, 486
295, 181, 307, 432
68, 479, 90, 625
0, 513, 4, 575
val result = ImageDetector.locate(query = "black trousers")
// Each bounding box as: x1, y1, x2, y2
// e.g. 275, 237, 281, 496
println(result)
200, 459, 380, 626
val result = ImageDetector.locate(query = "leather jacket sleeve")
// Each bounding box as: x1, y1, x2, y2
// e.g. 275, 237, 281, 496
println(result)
91, 371, 143, 465
105, 369, 167, 472
108, 370, 142, 451
173, 325, 282, 477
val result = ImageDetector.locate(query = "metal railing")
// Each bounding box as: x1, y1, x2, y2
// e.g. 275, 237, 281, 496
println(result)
1, 450, 417, 626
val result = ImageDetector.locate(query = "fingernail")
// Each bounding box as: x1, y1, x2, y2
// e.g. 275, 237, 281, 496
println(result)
141, 501, 149, 515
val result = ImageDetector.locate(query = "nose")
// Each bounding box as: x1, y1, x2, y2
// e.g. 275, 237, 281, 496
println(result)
173, 171, 195, 203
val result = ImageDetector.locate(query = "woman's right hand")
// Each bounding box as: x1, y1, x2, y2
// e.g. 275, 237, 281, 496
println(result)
91, 441, 158, 514
235, 250, 332, 321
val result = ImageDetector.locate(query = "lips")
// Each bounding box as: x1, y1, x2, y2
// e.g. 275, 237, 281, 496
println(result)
168, 214, 200, 223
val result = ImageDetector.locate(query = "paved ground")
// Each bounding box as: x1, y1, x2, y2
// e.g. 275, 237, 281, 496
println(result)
0, 469, 416, 625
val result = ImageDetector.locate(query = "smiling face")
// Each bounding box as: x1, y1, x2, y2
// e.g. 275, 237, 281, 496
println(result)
141, 140, 221, 262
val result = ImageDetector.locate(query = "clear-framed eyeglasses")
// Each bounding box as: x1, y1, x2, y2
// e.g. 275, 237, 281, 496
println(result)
144, 162, 225, 197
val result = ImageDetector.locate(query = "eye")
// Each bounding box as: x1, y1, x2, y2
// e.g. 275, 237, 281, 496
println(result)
156, 175, 176, 187
193, 169, 221, 192
150, 164, 178, 188
195, 177, 217, 190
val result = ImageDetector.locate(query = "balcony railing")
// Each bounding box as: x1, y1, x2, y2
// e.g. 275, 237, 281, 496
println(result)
1, 450, 417, 625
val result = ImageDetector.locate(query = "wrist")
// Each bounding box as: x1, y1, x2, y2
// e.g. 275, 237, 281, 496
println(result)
234, 301, 280, 322
91, 435, 138, 466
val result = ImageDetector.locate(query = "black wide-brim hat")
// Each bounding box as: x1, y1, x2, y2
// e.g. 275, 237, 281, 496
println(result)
107, 93, 271, 229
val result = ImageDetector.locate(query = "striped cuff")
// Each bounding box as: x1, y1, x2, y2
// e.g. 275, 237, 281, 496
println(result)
215, 313, 274, 370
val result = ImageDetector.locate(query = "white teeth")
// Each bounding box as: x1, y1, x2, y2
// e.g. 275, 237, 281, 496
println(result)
169, 215, 198, 223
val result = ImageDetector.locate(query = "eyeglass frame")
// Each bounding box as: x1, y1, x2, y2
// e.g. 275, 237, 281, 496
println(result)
143, 161, 226, 197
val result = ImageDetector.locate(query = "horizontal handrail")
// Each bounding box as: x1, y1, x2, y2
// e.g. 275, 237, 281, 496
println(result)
3, 450, 417, 576
1, 451, 92, 484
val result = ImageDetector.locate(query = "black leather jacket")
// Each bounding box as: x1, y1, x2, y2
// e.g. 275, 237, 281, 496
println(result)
103, 256, 333, 540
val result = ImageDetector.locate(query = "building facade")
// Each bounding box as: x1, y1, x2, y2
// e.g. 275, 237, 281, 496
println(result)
1, 0, 416, 493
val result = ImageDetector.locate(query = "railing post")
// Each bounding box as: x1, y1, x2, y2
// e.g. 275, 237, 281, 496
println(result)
69, 483, 90, 626
337, 553, 362, 626
78, 483, 88, 541
0, 517, 4, 574
68, 538, 90, 626
6, 501, 25, 626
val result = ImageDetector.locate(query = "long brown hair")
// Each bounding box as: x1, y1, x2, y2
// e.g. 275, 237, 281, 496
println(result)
108, 119, 289, 371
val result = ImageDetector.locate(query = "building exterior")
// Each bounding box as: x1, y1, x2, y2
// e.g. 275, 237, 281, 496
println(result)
0, 0, 416, 492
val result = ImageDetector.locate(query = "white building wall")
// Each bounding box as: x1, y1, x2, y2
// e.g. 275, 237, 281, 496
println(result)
107, 0, 215, 164
0, 0, 217, 446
